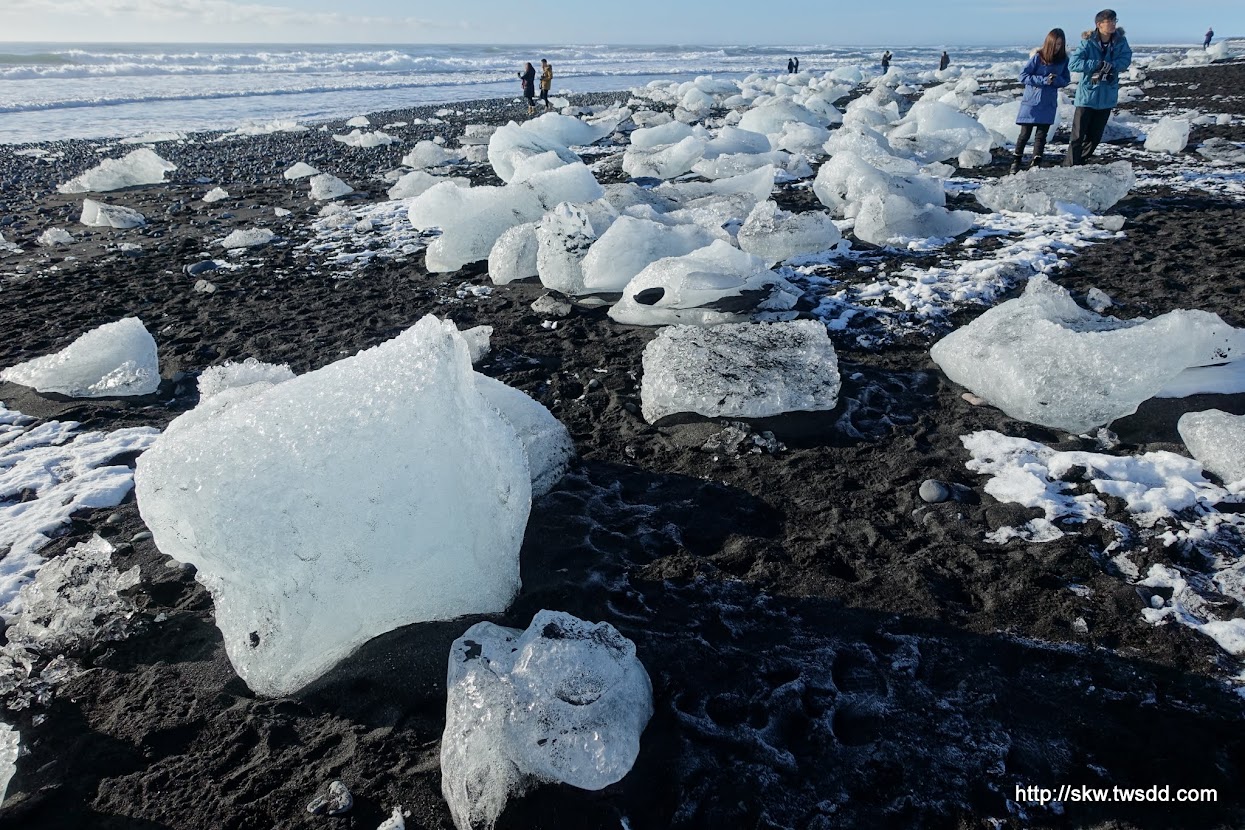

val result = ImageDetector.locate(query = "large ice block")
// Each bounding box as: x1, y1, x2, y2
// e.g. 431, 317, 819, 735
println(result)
1177, 410, 1245, 486
1, 317, 159, 398
975, 161, 1134, 215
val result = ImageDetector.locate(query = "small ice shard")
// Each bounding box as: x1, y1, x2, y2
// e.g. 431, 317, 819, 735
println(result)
57, 148, 176, 193
133, 317, 541, 696
1177, 410, 1245, 486
202, 187, 229, 203
333, 129, 397, 148
640, 320, 841, 422
974, 161, 1134, 215
306, 780, 353, 816
218, 228, 275, 249
80, 199, 146, 229
442, 610, 652, 830
345, 115, 370, 127
283, 162, 320, 180
930, 276, 1245, 433
1086, 287, 1113, 313
1, 317, 160, 398
309, 173, 354, 201
376, 807, 406, 830
37, 228, 74, 247
736, 201, 841, 265
1143, 118, 1191, 153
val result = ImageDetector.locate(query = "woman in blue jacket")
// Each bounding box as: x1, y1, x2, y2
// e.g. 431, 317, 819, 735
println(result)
1011, 29, 1070, 173
1063, 9, 1132, 166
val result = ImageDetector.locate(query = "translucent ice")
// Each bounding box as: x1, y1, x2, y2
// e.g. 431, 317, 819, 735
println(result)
79, 199, 145, 229
1177, 410, 1245, 486
488, 122, 581, 183
197, 358, 295, 400
1, 317, 159, 398
737, 97, 826, 136
630, 121, 698, 149
475, 377, 576, 497
812, 150, 945, 216
622, 136, 708, 179
37, 228, 74, 247
930, 276, 1245, 433
975, 161, 1134, 215
442, 610, 652, 830
333, 129, 398, 148
57, 148, 176, 193
487, 223, 539, 285
402, 141, 464, 169
0, 723, 15, 806
134, 317, 534, 696
535, 203, 601, 295
736, 201, 841, 264
1143, 118, 1191, 153
309, 173, 354, 201
388, 170, 468, 200
852, 194, 975, 247
580, 215, 719, 293
520, 113, 614, 148
283, 162, 320, 179
609, 239, 801, 326
409, 163, 603, 273
641, 320, 840, 422
888, 100, 992, 163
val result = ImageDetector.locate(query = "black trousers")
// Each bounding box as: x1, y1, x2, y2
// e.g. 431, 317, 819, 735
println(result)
1064, 106, 1113, 166
1015, 123, 1050, 159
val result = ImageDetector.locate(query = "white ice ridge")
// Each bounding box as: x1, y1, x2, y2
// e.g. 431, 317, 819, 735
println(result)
1178, 410, 1245, 489
609, 240, 802, 327
974, 161, 1135, 215
0, 317, 160, 398
641, 320, 841, 423
57, 148, 176, 194
961, 430, 1245, 658
80, 199, 146, 229
133, 318, 571, 696
930, 276, 1245, 433
0, 403, 158, 615
442, 610, 652, 830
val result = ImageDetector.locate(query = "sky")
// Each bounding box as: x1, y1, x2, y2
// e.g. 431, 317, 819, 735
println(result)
0, 0, 1239, 45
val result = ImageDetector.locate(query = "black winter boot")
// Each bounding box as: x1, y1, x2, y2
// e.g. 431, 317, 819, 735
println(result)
1027, 154, 1044, 169
1009, 153, 1023, 174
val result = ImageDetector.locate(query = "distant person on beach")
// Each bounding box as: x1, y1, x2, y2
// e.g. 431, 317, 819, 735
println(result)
787, 57, 795, 73
794, 56, 800, 72
1064, 9, 1131, 166
940, 51, 950, 71
881, 51, 892, 72
518, 61, 537, 116
1204, 27, 1214, 49
539, 59, 554, 112
1012, 28, 1071, 173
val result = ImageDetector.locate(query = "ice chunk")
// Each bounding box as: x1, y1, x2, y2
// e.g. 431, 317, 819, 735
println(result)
703, 126, 770, 157
930, 276, 1245, 433
535, 202, 600, 295
387, 170, 468, 200
657, 164, 776, 207
488, 122, 581, 183
622, 136, 708, 179
1, 317, 159, 398
283, 162, 320, 180
488, 223, 539, 285
975, 161, 1134, 215
641, 320, 840, 422
218, 228, 275, 249
197, 358, 295, 400
975, 100, 1025, 145
0, 722, 15, 806
1177, 410, 1245, 486
134, 317, 533, 696
57, 148, 176, 193
409, 163, 604, 273
345, 115, 370, 127
888, 100, 992, 163
202, 187, 229, 203
37, 228, 74, 247
4, 535, 139, 654
852, 194, 975, 247
1144, 118, 1190, 153
737, 97, 826, 135
333, 129, 397, 148
475, 377, 575, 497
691, 151, 809, 181
812, 150, 945, 216
402, 141, 464, 168
737, 201, 842, 264
630, 121, 697, 148
580, 215, 719, 293
309, 173, 354, 201
520, 113, 613, 148
442, 610, 652, 830
609, 240, 801, 326
773, 122, 831, 156
79, 199, 145, 229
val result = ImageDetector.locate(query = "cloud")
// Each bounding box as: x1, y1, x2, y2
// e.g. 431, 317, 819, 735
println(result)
9, 0, 458, 30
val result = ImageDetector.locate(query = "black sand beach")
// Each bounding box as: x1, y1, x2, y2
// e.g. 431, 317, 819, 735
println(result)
0, 64, 1244, 830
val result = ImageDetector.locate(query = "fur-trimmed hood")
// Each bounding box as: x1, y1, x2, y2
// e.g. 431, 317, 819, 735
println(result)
1081, 27, 1125, 40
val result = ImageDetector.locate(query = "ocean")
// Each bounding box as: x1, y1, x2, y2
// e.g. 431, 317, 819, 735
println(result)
0, 42, 1196, 145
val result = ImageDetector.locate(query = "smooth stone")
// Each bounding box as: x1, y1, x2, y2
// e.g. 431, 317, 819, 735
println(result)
531, 293, 572, 318
919, 479, 952, 504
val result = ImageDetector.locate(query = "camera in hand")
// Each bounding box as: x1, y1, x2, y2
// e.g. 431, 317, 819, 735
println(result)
1092, 63, 1115, 84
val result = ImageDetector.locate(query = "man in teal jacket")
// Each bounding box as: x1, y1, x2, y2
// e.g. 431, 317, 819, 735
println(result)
1063, 9, 1132, 166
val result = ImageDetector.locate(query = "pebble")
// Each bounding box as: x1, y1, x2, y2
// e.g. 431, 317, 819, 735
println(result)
131, 531, 153, 543
919, 479, 953, 504
193, 279, 217, 294
531, 293, 572, 318
961, 392, 987, 406
184, 259, 217, 276
306, 780, 354, 816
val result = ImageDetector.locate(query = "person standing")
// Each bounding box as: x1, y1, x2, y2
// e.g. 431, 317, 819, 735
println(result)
518, 61, 537, 116
787, 57, 795, 74
539, 59, 554, 112
939, 51, 950, 71
793, 56, 800, 73
1012, 29, 1071, 172
1064, 9, 1131, 166
1204, 27, 1214, 49
881, 51, 892, 72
